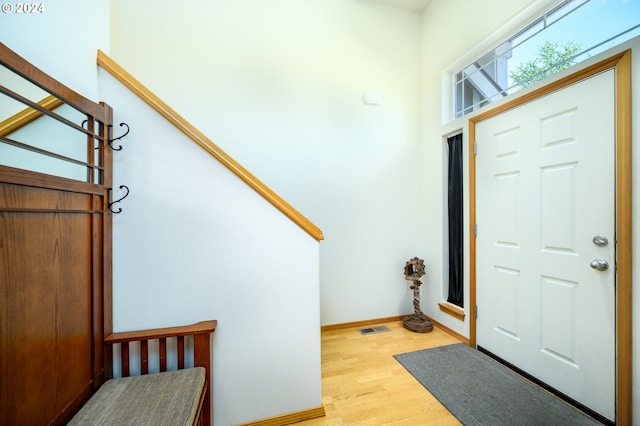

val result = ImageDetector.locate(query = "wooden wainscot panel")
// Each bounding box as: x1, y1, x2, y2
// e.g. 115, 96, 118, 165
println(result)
0, 180, 93, 211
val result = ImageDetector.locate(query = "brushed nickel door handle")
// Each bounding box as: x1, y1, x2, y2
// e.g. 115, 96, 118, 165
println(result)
590, 259, 609, 271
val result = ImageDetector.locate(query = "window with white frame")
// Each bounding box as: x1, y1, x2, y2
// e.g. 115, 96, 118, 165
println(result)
454, 0, 640, 119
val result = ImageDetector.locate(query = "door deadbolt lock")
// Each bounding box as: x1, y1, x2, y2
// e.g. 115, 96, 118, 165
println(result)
593, 236, 608, 247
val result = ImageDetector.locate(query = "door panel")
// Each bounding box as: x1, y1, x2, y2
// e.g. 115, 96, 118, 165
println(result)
475, 70, 615, 421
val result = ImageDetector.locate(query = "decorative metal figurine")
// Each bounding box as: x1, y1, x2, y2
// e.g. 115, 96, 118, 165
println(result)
402, 257, 433, 333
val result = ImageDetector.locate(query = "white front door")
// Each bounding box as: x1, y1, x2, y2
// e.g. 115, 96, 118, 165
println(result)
475, 69, 616, 421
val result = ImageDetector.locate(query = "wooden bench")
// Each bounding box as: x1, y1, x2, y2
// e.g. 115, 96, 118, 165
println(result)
68, 320, 217, 426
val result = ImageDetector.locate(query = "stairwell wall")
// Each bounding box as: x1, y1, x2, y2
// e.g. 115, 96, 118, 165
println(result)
110, 0, 424, 327
99, 69, 322, 426
0, 0, 109, 99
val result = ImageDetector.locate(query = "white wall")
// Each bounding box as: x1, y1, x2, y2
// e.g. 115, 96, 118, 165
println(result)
110, 0, 424, 326
99, 70, 322, 425
0, 0, 109, 99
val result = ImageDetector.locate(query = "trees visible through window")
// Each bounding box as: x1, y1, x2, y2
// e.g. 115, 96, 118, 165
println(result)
454, 0, 640, 119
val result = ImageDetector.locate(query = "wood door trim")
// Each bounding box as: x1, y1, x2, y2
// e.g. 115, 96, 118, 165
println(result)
468, 50, 632, 425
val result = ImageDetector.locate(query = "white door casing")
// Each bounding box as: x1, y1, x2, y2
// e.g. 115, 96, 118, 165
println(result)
475, 69, 616, 421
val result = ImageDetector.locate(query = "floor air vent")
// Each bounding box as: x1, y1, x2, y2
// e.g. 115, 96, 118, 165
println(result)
358, 325, 391, 335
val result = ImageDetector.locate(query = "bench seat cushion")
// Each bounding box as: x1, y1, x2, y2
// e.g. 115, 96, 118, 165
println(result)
68, 367, 205, 426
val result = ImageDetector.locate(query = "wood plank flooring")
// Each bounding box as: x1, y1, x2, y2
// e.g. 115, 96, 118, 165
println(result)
296, 321, 462, 425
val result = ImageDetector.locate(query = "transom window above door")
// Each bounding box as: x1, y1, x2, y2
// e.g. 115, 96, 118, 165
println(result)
453, 0, 640, 120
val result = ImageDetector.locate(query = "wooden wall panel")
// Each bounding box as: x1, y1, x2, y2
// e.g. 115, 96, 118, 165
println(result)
0, 181, 92, 211
0, 210, 94, 424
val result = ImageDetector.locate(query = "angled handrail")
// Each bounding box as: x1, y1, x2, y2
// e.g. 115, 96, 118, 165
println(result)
97, 50, 323, 241
0, 95, 63, 138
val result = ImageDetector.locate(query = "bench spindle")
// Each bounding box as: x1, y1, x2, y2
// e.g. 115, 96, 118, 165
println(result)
178, 335, 185, 369
159, 338, 167, 372
141, 340, 149, 374
121, 342, 130, 377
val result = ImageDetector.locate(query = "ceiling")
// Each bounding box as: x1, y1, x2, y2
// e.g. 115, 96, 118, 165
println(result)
371, 0, 432, 13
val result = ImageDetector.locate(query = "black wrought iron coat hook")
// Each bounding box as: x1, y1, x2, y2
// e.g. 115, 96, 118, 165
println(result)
108, 185, 130, 214
83, 121, 130, 151
108, 122, 130, 151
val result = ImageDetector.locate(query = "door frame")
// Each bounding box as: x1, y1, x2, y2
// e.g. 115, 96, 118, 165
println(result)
468, 50, 632, 424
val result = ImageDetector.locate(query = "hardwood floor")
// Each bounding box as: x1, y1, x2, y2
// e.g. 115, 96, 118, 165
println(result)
296, 320, 462, 425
